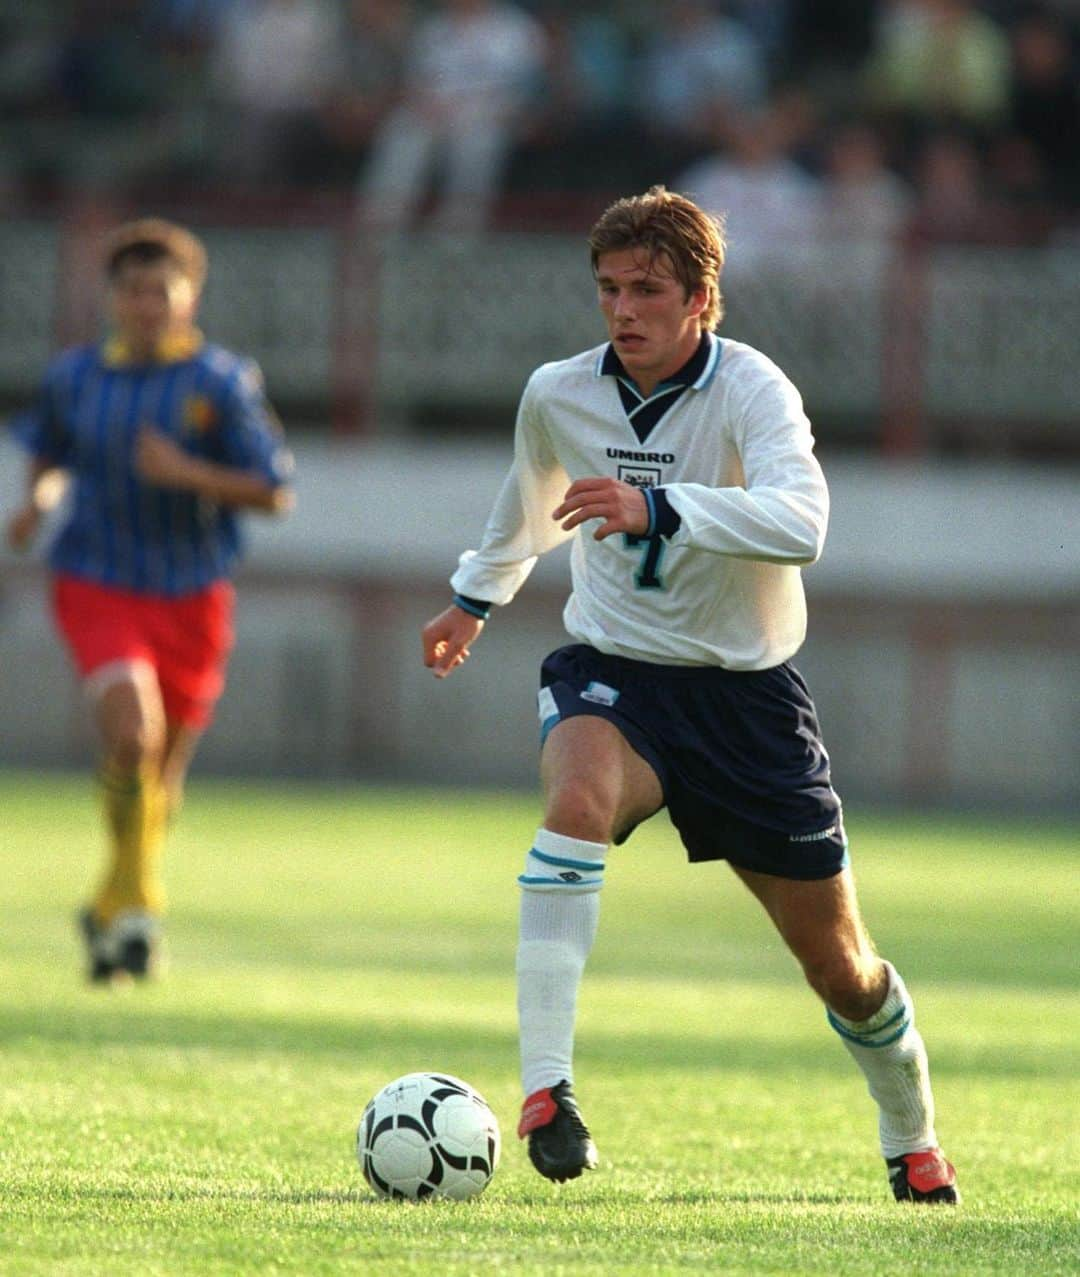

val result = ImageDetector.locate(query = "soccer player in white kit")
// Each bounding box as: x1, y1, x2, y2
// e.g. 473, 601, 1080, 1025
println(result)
421, 186, 958, 1203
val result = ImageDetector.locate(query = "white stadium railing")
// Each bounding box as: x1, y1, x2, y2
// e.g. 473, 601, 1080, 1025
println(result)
1, 210, 1078, 453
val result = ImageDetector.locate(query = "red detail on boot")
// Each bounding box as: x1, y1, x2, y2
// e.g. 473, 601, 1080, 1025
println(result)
517, 1088, 558, 1139
903, 1150, 957, 1193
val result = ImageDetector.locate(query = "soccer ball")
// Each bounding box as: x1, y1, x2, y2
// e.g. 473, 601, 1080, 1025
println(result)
357, 1072, 501, 1201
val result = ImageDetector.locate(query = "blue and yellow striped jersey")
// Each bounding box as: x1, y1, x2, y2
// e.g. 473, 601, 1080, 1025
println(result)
11, 336, 292, 596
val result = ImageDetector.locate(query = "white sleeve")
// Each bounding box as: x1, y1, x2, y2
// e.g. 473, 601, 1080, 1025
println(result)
449, 373, 571, 605
664, 368, 829, 565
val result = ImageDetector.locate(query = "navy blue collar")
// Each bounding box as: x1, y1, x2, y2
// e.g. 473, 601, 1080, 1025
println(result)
599, 330, 715, 392
597, 332, 720, 444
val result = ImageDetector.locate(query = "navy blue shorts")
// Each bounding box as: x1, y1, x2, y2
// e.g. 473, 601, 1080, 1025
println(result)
538, 644, 848, 880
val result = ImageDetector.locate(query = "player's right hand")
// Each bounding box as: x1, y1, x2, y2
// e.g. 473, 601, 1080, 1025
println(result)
422, 606, 485, 679
5, 504, 41, 552
553, 476, 649, 539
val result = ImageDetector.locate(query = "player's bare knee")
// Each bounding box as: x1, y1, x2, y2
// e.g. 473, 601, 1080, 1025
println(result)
543, 779, 616, 844
105, 742, 149, 776
801, 949, 883, 1019
106, 721, 163, 773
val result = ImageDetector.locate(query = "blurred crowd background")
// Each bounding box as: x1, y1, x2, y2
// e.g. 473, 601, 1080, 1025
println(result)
1, 2, 1077, 802
0, 0, 1077, 236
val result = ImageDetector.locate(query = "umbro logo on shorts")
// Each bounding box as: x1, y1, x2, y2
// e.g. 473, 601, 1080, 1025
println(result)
789, 825, 838, 842
580, 681, 619, 707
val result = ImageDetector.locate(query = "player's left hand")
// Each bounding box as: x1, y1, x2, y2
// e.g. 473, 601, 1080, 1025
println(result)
135, 425, 195, 489
553, 477, 649, 540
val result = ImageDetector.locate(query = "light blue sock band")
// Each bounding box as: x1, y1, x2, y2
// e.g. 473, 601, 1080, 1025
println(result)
517, 830, 607, 894
827, 963, 912, 1049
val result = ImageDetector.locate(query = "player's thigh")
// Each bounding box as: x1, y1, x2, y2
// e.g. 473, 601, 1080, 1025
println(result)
540, 714, 664, 843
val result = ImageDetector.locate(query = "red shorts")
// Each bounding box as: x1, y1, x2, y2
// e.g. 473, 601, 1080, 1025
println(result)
52, 574, 236, 729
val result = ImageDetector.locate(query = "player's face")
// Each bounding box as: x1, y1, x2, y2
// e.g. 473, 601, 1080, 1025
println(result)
110, 261, 198, 357
596, 248, 707, 395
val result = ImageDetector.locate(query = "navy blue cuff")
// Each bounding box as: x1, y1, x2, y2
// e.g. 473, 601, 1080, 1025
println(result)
650, 487, 681, 539
452, 593, 492, 621
642, 486, 657, 537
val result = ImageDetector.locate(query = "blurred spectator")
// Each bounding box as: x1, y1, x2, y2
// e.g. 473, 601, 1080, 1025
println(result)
986, 129, 1053, 216
863, 0, 1013, 136
209, 0, 342, 187
726, 0, 795, 80
55, 0, 161, 123
361, 0, 546, 230
639, 0, 768, 170
0, 0, 192, 199
0, 6, 62, 202
362, 0, 548, 229
297, 0, 415, 188
506, 4, 634, 195
533, 4, 628, 126
785, 0, 881, 107
1007, 7, 1080, 205
909, 130, 996, 240
143, 0, 247, 192
146, 0, 247, 44
0, 0, 1077, 221
819, 119, 913, 243
676, 94, 824, 271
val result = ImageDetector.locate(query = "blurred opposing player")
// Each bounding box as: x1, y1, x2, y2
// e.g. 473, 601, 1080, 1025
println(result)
421, 186, 958, 1203
5, 218, 294, 983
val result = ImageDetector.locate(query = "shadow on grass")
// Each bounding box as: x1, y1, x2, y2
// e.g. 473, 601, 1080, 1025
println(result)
44, 1183, 375, 1207
648, 1188, 851, 1207
16, 901, 1067, 994
148, 905, 1080, 992
11, 1180, 861, 1211
1, 1001, 1074, 1080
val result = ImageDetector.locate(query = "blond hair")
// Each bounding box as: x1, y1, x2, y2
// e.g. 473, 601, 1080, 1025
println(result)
103, 218, 208, 292
588, 185, 726, 329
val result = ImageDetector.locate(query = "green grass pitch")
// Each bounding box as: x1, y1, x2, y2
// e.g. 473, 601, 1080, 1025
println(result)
0, 769, 1077, 1275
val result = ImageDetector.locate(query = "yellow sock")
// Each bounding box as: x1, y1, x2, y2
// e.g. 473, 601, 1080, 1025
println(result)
94, 761, 168, 926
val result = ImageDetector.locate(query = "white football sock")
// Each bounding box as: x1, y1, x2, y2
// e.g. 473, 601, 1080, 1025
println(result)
516, 828, 606, 1098
828, 961, 938, 1158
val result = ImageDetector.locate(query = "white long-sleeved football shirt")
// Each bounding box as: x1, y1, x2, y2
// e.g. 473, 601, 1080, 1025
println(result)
450, 333, 829, 670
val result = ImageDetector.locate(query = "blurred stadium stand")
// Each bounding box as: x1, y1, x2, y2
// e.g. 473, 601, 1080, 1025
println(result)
1, 1, 1077, 807
2, 210, 1079, 455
